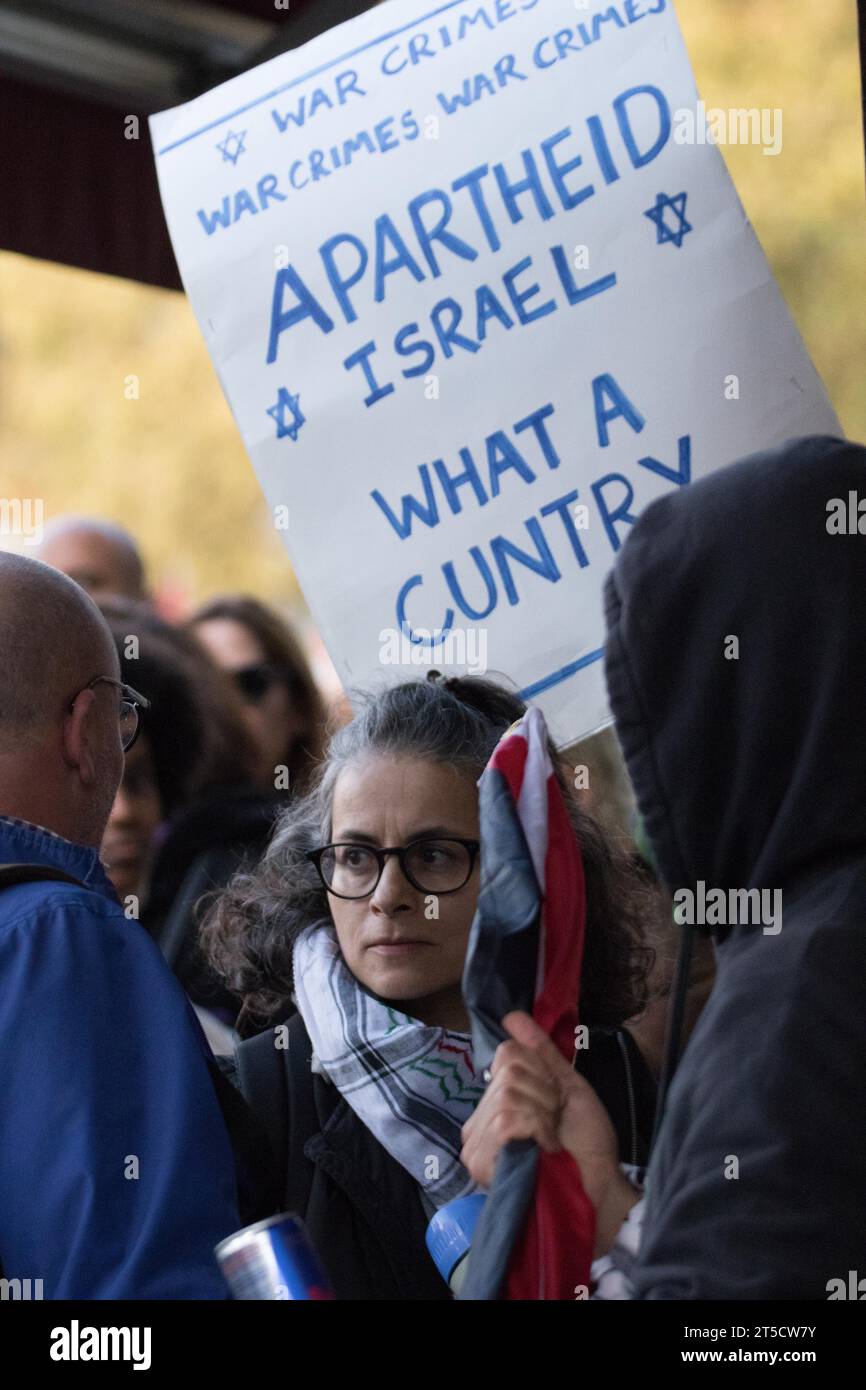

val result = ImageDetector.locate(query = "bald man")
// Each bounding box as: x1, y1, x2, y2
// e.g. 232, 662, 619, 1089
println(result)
0, 553, 240, 1298
38, 515, 148, 601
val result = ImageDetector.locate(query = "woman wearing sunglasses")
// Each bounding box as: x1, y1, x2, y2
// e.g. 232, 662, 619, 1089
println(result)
203, 674, 656, 1299
189, 596, 326, 794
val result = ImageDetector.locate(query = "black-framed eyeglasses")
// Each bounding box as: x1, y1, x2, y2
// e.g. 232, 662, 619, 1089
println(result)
306, 837, 480, 900
231, 663, 281, 705
70, 677, 151, 752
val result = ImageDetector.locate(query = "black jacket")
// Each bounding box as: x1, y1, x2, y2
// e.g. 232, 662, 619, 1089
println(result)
604, 434, 866, 1298
143, 786, 285, 1020
226, 1011, 655, 1300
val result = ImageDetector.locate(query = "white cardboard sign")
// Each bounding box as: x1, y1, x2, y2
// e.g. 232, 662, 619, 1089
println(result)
151, 0, 839, 746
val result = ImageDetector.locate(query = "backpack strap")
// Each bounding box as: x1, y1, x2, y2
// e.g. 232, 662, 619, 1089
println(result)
206, 1053, 281, 1226
235, 1026, 290, 1177
282, 1014, 321, 1218
235, 1013, 320, 1217
0, 863, 87, 890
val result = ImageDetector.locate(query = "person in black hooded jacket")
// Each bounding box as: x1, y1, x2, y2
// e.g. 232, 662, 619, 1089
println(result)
463, 433, 866, 1299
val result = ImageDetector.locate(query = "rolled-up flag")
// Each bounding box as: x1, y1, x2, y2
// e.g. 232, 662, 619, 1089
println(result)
459, 706, 595, 1300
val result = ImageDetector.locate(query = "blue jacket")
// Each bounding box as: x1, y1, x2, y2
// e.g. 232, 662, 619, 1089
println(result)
0, 816, 241, 1298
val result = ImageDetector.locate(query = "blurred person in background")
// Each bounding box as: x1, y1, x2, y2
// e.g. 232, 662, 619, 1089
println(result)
567, 731, 716, 1079
625, 853, 716, 1083
100, 601, 288, 1041
189, 595, 326, 794
100, 612, 204, 908
38, 515, 149, 602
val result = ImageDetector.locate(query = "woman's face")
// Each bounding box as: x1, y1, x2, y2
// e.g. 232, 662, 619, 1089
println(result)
327, 754, 481, 1031
102, 735, 164, 902
193, 616, 304, 788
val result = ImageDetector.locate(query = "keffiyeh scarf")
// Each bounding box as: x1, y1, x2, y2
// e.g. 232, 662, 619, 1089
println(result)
293, 923, 483, 1207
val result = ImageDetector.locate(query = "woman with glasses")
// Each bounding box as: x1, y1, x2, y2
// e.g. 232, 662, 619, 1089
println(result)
189, 596, 327, 795
203, 674, 656, 1299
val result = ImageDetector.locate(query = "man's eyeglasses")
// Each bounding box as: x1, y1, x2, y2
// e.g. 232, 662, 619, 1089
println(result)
231, 663, 281, 705
70, 677, 151, 752
306, 837, 480, 900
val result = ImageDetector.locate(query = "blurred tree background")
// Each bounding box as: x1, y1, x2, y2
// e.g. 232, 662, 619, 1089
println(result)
0, 0, 863, 612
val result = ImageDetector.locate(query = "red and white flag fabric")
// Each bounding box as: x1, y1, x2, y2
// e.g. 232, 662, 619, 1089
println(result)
459, 706, 596, 1300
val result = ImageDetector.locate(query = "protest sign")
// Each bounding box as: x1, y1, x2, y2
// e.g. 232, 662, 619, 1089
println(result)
151, 0, 840, 747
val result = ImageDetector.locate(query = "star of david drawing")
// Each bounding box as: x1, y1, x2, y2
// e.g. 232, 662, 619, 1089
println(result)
267, 388, 306, 442
217, 129, 247, 165
644, 191, 693, 248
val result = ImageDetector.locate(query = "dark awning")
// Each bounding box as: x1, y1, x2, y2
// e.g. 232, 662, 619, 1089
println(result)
4, 1, 864, 290
0, 0, 377, 289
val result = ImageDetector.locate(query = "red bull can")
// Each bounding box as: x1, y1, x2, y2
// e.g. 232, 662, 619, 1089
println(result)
215, 1213, 335, 1300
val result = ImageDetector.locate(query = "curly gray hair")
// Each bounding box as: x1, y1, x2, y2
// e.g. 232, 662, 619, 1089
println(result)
200, 674, 653, 1036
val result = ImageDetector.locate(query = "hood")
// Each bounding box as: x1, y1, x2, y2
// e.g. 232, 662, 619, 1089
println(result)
604, 434, 866, 903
